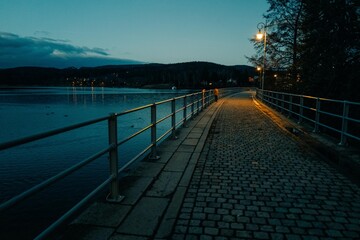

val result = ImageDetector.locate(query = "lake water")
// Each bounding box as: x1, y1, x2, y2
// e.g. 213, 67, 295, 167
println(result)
0, 87, 193, 239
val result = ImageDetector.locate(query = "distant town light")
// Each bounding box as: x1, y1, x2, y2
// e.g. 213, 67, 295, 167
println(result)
257, 67, 261, 71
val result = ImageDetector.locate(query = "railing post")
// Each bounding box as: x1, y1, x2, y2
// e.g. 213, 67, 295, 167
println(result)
197, 93, 200, 114
288, 95, 293, 117
281, 94, 285, 113
207, 91, 210, 106
263, 90, 266, 102
183, 96, 188, 127
339, 101, 349, 146
106, 113, 124, 203
298, 96, 304, 123
149, 104, 160, 159
264, 90, 267, 102
276, 93, 279, 110
171, 98, 177, 139
202, 90, 205, 110
313, 98, 321, 132
191, 93, 194, 119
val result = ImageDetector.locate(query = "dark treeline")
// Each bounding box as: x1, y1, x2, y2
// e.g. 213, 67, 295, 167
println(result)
0, 62, 255, 89
248, 0, 359, 101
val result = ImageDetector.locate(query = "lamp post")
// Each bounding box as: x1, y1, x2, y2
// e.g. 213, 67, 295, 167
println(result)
256, 22, 267, 90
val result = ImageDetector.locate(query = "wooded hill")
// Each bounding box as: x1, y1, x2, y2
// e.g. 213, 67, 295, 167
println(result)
0, 62, 255, 89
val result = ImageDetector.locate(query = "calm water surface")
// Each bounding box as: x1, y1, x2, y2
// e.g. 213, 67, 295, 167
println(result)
0, 87, 192, 239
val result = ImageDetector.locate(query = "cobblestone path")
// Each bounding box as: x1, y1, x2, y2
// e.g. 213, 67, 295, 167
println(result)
171, 94, 360, 240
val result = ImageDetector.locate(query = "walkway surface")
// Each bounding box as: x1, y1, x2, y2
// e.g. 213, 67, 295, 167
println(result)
63, 91, 360, 240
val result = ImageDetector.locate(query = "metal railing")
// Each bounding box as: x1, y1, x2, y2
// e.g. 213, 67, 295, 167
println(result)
0, 88, 229, 239
256, 89, 360, 145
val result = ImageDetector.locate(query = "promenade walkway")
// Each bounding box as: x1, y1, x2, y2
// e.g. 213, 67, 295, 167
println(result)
63, 91, 360, 240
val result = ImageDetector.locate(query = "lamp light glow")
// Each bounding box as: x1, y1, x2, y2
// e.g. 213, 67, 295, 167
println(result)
256, 32, 263, 40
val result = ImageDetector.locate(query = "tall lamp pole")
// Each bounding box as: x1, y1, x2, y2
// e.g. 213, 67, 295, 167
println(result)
256, 22, 267, 90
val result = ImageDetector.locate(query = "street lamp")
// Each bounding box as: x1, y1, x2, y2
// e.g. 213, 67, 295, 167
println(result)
256, 22, 267, 90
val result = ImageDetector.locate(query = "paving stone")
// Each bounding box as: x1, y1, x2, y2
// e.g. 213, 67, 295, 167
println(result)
252, 217, 267, 225
254, 231, 270, 239
118, 176, 154, 205
177, 145, 196, 152
199, 235, 213, 240
182, 138, 199, 146
202, 221, 216, 228
188, 132, 202, 139
325, 229, 343, 238
129, 162, 164, 177
164, 152, 192, 172
345, 223, 360, 231
222, 215, 235, 222
220, 228, 234, 237
110, 234, 148, 240
185, 234, 198, 240
62, 225, 114, 240
296, 220, 313, 228
271, 233, 285, 240
204, 227, 219, 235
285, 234, 302, 240
146, 171, 182, 197
72, 202, 131, 227
291, 227, 307, 235
174, 226, 187, 234
308, 228, 324, 236
117, 197, 168, 236
246, 223, 259, 231
275, 226, 290, 233
188, 227, 203, 234
281, 219, 296, 227
261, 225, 275, 232
343, 230, 360, 238
236, 230, 252, 238
208, 214, 221, 221
192, 213, 206, 220
302, 236, 319, 240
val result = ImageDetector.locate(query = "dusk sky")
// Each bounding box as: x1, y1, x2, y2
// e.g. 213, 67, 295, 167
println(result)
0, 0, 269, 68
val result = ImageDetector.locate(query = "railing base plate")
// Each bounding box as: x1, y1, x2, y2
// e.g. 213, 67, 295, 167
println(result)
106, 195, 125, 203
149, 155, 160, 160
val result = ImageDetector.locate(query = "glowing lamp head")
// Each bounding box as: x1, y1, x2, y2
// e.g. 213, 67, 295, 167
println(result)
257, 67, 261, 71
256, 31, 264, 40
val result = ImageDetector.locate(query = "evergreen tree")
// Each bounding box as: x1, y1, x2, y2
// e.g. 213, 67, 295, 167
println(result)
299, 0, 360, 100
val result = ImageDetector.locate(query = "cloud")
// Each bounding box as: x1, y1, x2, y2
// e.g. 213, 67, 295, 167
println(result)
0, 32, 142, 68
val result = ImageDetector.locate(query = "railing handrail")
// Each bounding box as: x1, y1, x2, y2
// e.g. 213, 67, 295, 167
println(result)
261, 89, 360, 105
0, 87, 241, 239
0, 91, 207, 152
256, 89, 360, 145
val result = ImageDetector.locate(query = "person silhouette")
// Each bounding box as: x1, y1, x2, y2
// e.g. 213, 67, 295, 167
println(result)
214, 88, 219, 102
